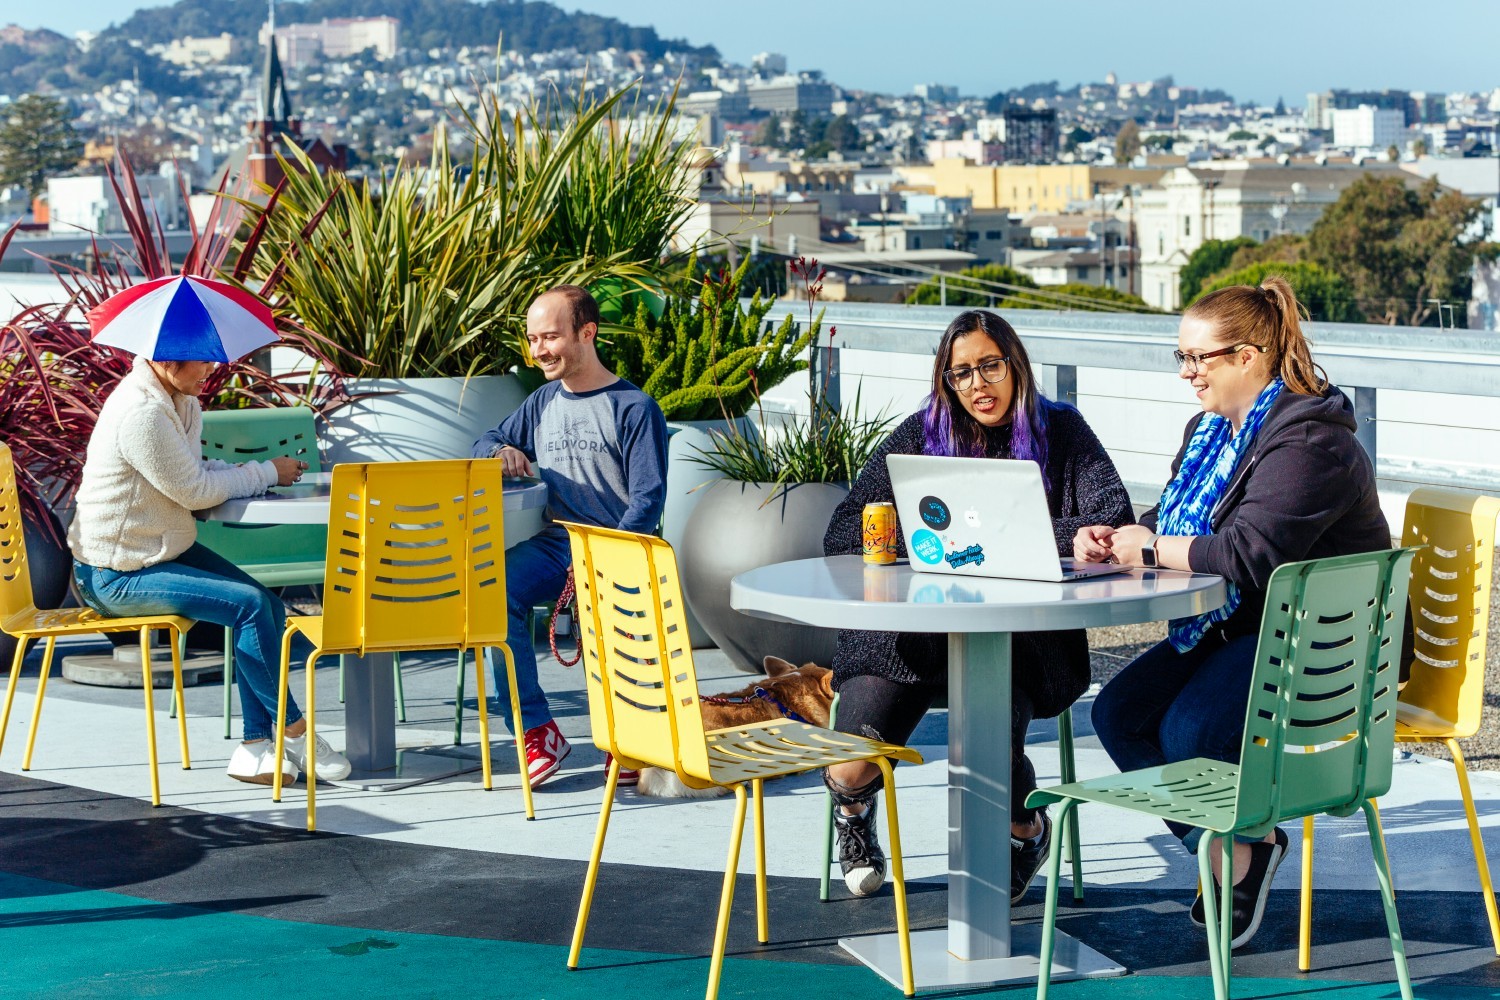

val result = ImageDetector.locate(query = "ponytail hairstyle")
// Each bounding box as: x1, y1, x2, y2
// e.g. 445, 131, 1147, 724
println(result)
1185, 275, 1326, 395
922, 309, 1057, 470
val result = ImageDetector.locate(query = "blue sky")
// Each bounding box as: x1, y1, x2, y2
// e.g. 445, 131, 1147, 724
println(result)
16, 0, 1499, 105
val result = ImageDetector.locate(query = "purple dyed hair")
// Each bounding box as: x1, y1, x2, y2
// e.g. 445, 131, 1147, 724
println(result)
921, 309, 1058, 472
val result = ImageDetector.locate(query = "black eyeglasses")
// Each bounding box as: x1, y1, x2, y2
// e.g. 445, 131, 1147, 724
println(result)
1173, 343, 1261, 373
943, 357, 1009, 391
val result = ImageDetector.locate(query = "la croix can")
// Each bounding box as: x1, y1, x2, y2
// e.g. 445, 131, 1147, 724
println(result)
862, 502, 898, 565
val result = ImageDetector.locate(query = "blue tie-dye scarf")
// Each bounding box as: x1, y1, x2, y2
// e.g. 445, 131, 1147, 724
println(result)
1157, 378, 1285, 651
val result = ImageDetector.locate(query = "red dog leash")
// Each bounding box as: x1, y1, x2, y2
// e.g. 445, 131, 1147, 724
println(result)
549, 570, 581, 667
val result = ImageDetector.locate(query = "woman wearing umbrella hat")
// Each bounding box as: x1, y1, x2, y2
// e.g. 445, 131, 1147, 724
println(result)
68, 276, 350, 786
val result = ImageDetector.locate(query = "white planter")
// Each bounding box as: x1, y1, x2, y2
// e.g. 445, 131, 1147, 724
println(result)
320, 374, 543, 547
680, 479, 847, 673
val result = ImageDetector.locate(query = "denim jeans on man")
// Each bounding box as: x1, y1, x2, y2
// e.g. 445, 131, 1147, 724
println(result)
487, 524, 572, 734
1090, 633, 1259, 851
73, 542, 303, 743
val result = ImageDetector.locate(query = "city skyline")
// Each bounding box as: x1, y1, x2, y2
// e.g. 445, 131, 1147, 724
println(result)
11, 0, 1499, 106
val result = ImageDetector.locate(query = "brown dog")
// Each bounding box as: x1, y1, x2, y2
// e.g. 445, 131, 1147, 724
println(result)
636, 655, 835, 798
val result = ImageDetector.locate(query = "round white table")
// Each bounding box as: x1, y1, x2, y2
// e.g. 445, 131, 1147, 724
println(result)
731, 555, 1226, 992
202, 475, 549, 790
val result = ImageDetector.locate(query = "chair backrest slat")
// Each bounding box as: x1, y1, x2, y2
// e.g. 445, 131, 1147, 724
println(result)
320, 460, 508, 654
0, 444, 36, 622
563, 522, 711, 785
1235, 548, 1417, 832
1397, 488, 1500, 737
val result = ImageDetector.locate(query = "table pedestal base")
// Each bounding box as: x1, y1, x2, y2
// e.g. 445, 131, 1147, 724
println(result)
839, 924, 1124, 992
330, 743, 487, 792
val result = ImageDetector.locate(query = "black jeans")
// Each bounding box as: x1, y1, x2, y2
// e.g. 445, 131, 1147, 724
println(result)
831, 673, 1041, 824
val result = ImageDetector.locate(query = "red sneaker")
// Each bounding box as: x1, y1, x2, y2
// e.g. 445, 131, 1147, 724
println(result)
522, 720, 572, 789
604, 752, 639, 786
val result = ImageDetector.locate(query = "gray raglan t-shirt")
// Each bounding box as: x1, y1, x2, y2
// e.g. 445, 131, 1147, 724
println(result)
472, 378, 668, 534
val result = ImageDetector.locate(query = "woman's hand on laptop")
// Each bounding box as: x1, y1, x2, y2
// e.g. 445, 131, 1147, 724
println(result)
1074, 524, 1117, 563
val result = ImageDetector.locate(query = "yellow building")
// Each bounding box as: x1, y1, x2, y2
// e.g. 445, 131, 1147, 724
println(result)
905, 160, 1164, 213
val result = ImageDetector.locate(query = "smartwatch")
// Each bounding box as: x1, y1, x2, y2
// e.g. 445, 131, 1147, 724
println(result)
1140, 534, 1159, 568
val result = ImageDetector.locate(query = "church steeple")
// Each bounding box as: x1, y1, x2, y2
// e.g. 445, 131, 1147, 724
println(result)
260, 0, 293, 128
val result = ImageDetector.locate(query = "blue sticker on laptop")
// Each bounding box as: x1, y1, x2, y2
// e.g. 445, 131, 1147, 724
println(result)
910, 528, 944, 564
944, 543, 985, 569
918, 495, 951, 530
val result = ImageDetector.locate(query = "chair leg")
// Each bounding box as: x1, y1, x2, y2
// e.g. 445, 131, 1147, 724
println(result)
393, 651, 406, 723
170, 628, 190, 769
470, 647, 494, 794
222, 626, 235, 740
1057, 706, 1084, 903
819, 693, 839, 902
21, 636, 55, 770
496, 645, 534, 820
138, 627, 163, 807
1299, 814, 1315, 971
752, 777, 769, 944
1363, 799, 1414, 1000
874, 757, 915, 998
452, 649, 466, 746
1036, 799, 1076, 1000
169, 632, 178, 721
1198, 834, 1229, 1000
338, 653, 345, 703
305, 651, 318, 832
568, 754, 623, 971
0, 635, 29, 758
1219, 834, 1233, 994
706, 784, 750, 1000
272, 626, 295, 804
1447, 738, 1500, 954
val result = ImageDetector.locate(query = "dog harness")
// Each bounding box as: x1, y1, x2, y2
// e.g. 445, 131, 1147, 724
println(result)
700, 687, 813, 725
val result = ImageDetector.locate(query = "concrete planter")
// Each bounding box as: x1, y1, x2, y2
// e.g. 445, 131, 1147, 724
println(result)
680, 479, 846, 673
320, 374, 543, 546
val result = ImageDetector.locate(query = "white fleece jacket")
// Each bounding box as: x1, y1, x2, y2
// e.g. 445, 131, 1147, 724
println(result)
67, 356, 279, 572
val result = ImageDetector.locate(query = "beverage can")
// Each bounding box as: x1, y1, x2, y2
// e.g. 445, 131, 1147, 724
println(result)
862, 502, 898, 565
863, 563, 899, 602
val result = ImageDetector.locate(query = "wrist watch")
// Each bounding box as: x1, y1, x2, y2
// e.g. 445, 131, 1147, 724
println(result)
1140, 533, 1159, 568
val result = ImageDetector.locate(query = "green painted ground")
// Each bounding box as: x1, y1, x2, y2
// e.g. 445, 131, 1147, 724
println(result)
0, 872, 1487, 999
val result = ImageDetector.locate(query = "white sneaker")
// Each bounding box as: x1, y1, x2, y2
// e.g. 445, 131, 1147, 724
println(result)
227, 740, 297, 786
282, 731, 352, 782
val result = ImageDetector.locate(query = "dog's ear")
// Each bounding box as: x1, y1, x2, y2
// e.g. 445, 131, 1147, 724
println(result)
762, 655, 797, 678
820, 670, 834, 698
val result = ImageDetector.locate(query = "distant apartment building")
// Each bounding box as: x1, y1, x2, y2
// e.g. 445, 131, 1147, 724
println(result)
746, 78, 836, 115
1136, 162, 1421, 311
1331, 106, 1405, 150
914, 83, 958, 104
261, 16, 399, 69
915, 161, 1157, 214
160, 33, 234, 66
751, 52, 788, 76
1306, 88, 1424, 129
48, 175, 186, 234
924, 138, 1002, 165
1001, 107, 1059, 164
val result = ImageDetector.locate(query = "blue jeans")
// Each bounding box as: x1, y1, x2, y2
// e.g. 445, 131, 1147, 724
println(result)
73, 543, 303, 743
1091, 633, 1260, 851
487, 525, 572, 734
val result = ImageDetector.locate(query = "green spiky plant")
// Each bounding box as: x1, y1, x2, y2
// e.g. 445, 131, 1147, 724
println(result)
597, 258, 813, 420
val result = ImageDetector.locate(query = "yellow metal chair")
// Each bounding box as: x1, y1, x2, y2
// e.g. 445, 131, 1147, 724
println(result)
0, 443, 192, 806
271, 459, 532, 830
560, 523, 923, 1000
1299, 488, 1500, 969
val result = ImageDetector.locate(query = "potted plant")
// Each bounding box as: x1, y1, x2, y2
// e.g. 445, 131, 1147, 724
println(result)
677, 258, 896, 671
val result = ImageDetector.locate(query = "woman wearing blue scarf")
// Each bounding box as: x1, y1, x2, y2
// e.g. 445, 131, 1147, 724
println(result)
1075, 276, 1392, 951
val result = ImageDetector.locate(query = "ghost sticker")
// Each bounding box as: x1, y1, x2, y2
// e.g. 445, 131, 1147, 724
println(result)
910, 528, 944, 565
918, 495, 951, 530
963, 508, 981, 528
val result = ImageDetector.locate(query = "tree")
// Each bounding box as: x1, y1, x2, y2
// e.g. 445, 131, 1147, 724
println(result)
1225, 233, 1306, 272
1004, 282, 1156, 313
1143, 133, 1175, 151
1412, 138, 1429, 158
906, 265, 1037, 306
1193, 261, 1361, 323
1226, 129, 1256, 141
1387, 144, 1400, 162
1178, 237, 1257, 304
1306, 175, 1490, 325
1114, 119, 1141, 163
753, 114, 780, 148
0, 95, 83, 202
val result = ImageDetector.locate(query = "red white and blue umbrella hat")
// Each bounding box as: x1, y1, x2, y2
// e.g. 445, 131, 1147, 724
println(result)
86, 275, 279, 362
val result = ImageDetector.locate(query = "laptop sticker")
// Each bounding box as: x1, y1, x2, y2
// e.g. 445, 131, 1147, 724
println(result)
944, 543, 986, 569
919, 495, 951, 530
911, 528, 944, 564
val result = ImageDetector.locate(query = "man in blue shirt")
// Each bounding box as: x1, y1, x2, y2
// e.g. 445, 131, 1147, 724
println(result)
473, 285, 667, 789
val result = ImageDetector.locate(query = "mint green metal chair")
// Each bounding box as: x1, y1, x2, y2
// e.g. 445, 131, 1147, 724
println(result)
1028, 548, 1419, 1000
818, 696, 1087, 904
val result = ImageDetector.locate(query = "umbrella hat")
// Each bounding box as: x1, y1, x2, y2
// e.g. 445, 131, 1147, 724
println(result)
87, 275, 278, 363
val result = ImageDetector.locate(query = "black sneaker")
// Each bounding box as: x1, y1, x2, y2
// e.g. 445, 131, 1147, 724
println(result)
1011, 811, 1052, 904
1188, 826, 1289, 949
834, 798, 887, 897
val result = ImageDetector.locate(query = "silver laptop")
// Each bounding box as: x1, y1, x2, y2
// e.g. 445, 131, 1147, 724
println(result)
886, 454, 1130, 583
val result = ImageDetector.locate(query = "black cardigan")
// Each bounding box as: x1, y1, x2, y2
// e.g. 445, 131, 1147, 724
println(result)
822, 405, 1135, 718
1140, 384, 1392, 640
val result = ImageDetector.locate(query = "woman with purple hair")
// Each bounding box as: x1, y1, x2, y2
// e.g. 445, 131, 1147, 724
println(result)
820, 309, 1134, 903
